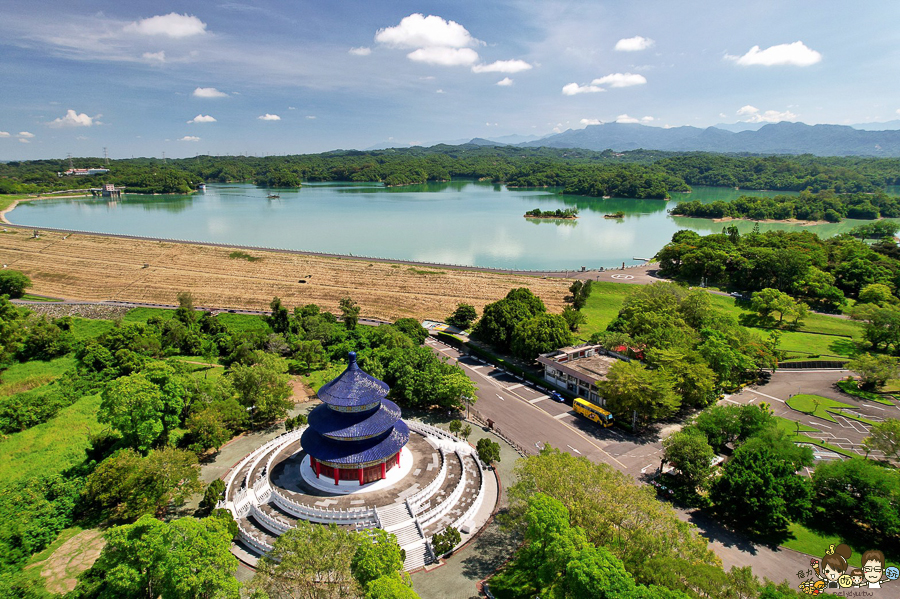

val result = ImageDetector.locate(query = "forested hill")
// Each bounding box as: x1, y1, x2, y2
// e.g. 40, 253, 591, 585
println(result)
2, 146, 900, 199
524, 121, 900, 157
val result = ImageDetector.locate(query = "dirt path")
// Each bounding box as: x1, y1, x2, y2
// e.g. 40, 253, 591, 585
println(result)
39, 529, 106, 594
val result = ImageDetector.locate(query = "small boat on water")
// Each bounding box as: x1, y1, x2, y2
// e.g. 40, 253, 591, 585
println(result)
267, 193, 280, 199
198, 183, 206, 191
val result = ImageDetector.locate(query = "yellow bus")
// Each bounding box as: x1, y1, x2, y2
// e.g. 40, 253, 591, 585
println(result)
573, 398, 614, 427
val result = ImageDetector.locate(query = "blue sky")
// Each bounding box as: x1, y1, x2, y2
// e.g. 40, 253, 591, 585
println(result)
1, 1, 899, 159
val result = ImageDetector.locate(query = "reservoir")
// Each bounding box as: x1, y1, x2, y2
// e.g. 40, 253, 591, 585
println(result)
7, 181, 881, 271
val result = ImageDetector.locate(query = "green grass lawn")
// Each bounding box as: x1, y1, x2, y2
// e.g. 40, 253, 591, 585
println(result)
20, 293, 62, 302
302, 362, 344, 392
0, 393, 102, 485
215, 312, 270, 334
776, 330, 858, 359
0, 355, 75, 399
787, 394, 876, 426
576, 282, 632, 339
70, 317, 116, 341
169, 355, 226, 379
772, 416, 856, 459
782, 522, 864, 567
122, 307, 176, 323
836, 380, 896, 406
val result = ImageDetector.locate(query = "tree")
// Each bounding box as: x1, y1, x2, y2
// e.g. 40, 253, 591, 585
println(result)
230, 350, 293, 424
662, 428, 715, 490
201, 338, 219, 378
431, 526, 461, 556
392, 318, 427, 345
175, 291, 197, 325
268, 296, 291, 335
99, 363, 187, 451
809, 458, 900, 554
460, 423, 472, 441
201, 479, 226, 511
568, 280, 593, 310
351, 529, 407, 590
77, 514, 239, 599
252, 521, 362, 599
863, 418, 900, 461
83, 448, 203, 521
510, 313, 573, 360
597, 361, 681, 427
710, 430, 813, 539
472, 288, 546, 351
448, 420, 462, 436
0, 295, 26, 365
847, 353, 899, 390
364, 574, 420, 599
858, 283, 899, 307
340, 296, 361, 330
750, 287, 808, 325
561, 305, 587, 332
446, 303, 477, 330
187, 408, 232, 453
0, 270, 32, 298
476, 438, 501, 467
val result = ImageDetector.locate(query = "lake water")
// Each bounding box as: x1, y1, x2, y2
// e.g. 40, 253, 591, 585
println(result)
8, 182, 886, 271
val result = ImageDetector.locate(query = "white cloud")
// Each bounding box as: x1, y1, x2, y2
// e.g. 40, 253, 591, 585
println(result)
616, 114, 640, 124
0, 131, 10, 138
258, 114, 281, 121
496, 77, 513, 86
472, 59, 532, 74
580, 118, 602, 126
124, 13, 207, 38
735, 105, 797, 123
436, 89, 445, 94
896, 108, 900, 116
192, 87, 228, 98
18, 131, 35, 138
407, 47, 478, 66
562, 82, 604, 95
288, 106, 296, 110
179, 135, 200, 141
641, 116, 654, 123
142, 51, 166, 63
728, 41, 822, 67
19, 138, 30, 144
48, 109, 96, 127
375, 14, 479, 49
349, 47, 372, 56
305, 115, 316, 119
615, 36, 654, 52
592, 73, 647, 88
187, 114, 216, 123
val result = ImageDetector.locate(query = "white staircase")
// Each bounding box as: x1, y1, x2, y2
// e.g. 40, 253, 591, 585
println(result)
376, 502, 431, 571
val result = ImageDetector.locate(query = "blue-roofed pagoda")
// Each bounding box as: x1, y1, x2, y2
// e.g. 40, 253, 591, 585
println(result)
302, 352, 410, 485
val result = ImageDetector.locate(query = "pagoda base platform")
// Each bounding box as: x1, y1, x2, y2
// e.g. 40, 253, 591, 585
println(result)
298, 448, 414, 495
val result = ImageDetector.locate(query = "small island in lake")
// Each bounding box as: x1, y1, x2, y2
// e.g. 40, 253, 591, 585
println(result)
524, 207, 578, 219
604, 211, 625, 219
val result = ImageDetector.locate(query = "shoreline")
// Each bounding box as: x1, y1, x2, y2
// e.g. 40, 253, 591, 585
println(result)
0, 194, 91, 224
709, 216, 830, 226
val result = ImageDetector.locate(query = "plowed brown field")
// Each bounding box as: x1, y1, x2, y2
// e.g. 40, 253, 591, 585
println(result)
0, 229, 570, 321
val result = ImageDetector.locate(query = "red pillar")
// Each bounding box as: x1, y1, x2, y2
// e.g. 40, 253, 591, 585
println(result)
334, 467, 339, 486
358, 467, 364, 485
315, 461, 321, 478
396, 452, 400, 466
381, 462, 386, 479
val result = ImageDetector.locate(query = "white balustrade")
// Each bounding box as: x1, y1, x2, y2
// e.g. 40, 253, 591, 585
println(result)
407, 449, 447, 513
418, 451, 468, 528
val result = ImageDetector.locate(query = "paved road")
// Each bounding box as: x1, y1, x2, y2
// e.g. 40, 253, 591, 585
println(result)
425, 336, 855, 585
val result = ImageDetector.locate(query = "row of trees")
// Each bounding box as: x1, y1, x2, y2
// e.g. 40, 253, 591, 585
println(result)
5, 147, 900, 197
657, 226, 900, 311
671, 190, 900, 222
472, 288, 574, 360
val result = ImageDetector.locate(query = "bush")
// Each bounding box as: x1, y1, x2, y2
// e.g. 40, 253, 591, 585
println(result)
0, 270, 31, 298
431, 526, 461, 556
202, 479, 226, 510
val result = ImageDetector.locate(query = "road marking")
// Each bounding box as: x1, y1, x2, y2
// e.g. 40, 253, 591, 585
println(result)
747, 397, 756, 403
553, 412, 571, 420
507, 383, 524, 390
496, 394, 505, 401
529, 396, 548, 404
640, 463, 656, 474
751, 390, 786, 404
867, 405, 885, 410
566, 444, 582, 455
816, 423, 832, 428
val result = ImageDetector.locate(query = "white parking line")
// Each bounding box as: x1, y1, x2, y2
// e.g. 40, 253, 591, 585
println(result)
529, 396, 548, 404
753, 390, 786, 403
553, 412, 571, 420
507, 383, 524, 390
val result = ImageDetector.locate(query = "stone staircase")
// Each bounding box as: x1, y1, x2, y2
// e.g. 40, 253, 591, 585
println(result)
376, 502, 431, 571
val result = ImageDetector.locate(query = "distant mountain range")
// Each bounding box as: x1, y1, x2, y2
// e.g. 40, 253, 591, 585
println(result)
468, 122, 900, 157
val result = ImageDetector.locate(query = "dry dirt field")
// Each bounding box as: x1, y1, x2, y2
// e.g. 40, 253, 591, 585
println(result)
0, 229, 570, 321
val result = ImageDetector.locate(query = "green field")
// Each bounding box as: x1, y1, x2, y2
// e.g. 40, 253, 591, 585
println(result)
214, 312, 270, 333
787, 394, 876, 426
782, 522, 864, 567
122, 307, 176, 323
0, 393, 102, 485
578, 283, 863, 359
70, 317, 116, 341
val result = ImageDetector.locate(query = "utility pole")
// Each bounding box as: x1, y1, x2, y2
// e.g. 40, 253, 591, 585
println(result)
103, 147, 109, 165
162, 151, 166, 164
67, 153, 74, 170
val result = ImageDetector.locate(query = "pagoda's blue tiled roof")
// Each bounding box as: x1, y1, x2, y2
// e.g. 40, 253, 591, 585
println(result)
307, 399, 402, 440
317, 352, 389, 410
301, 420, 410, 465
